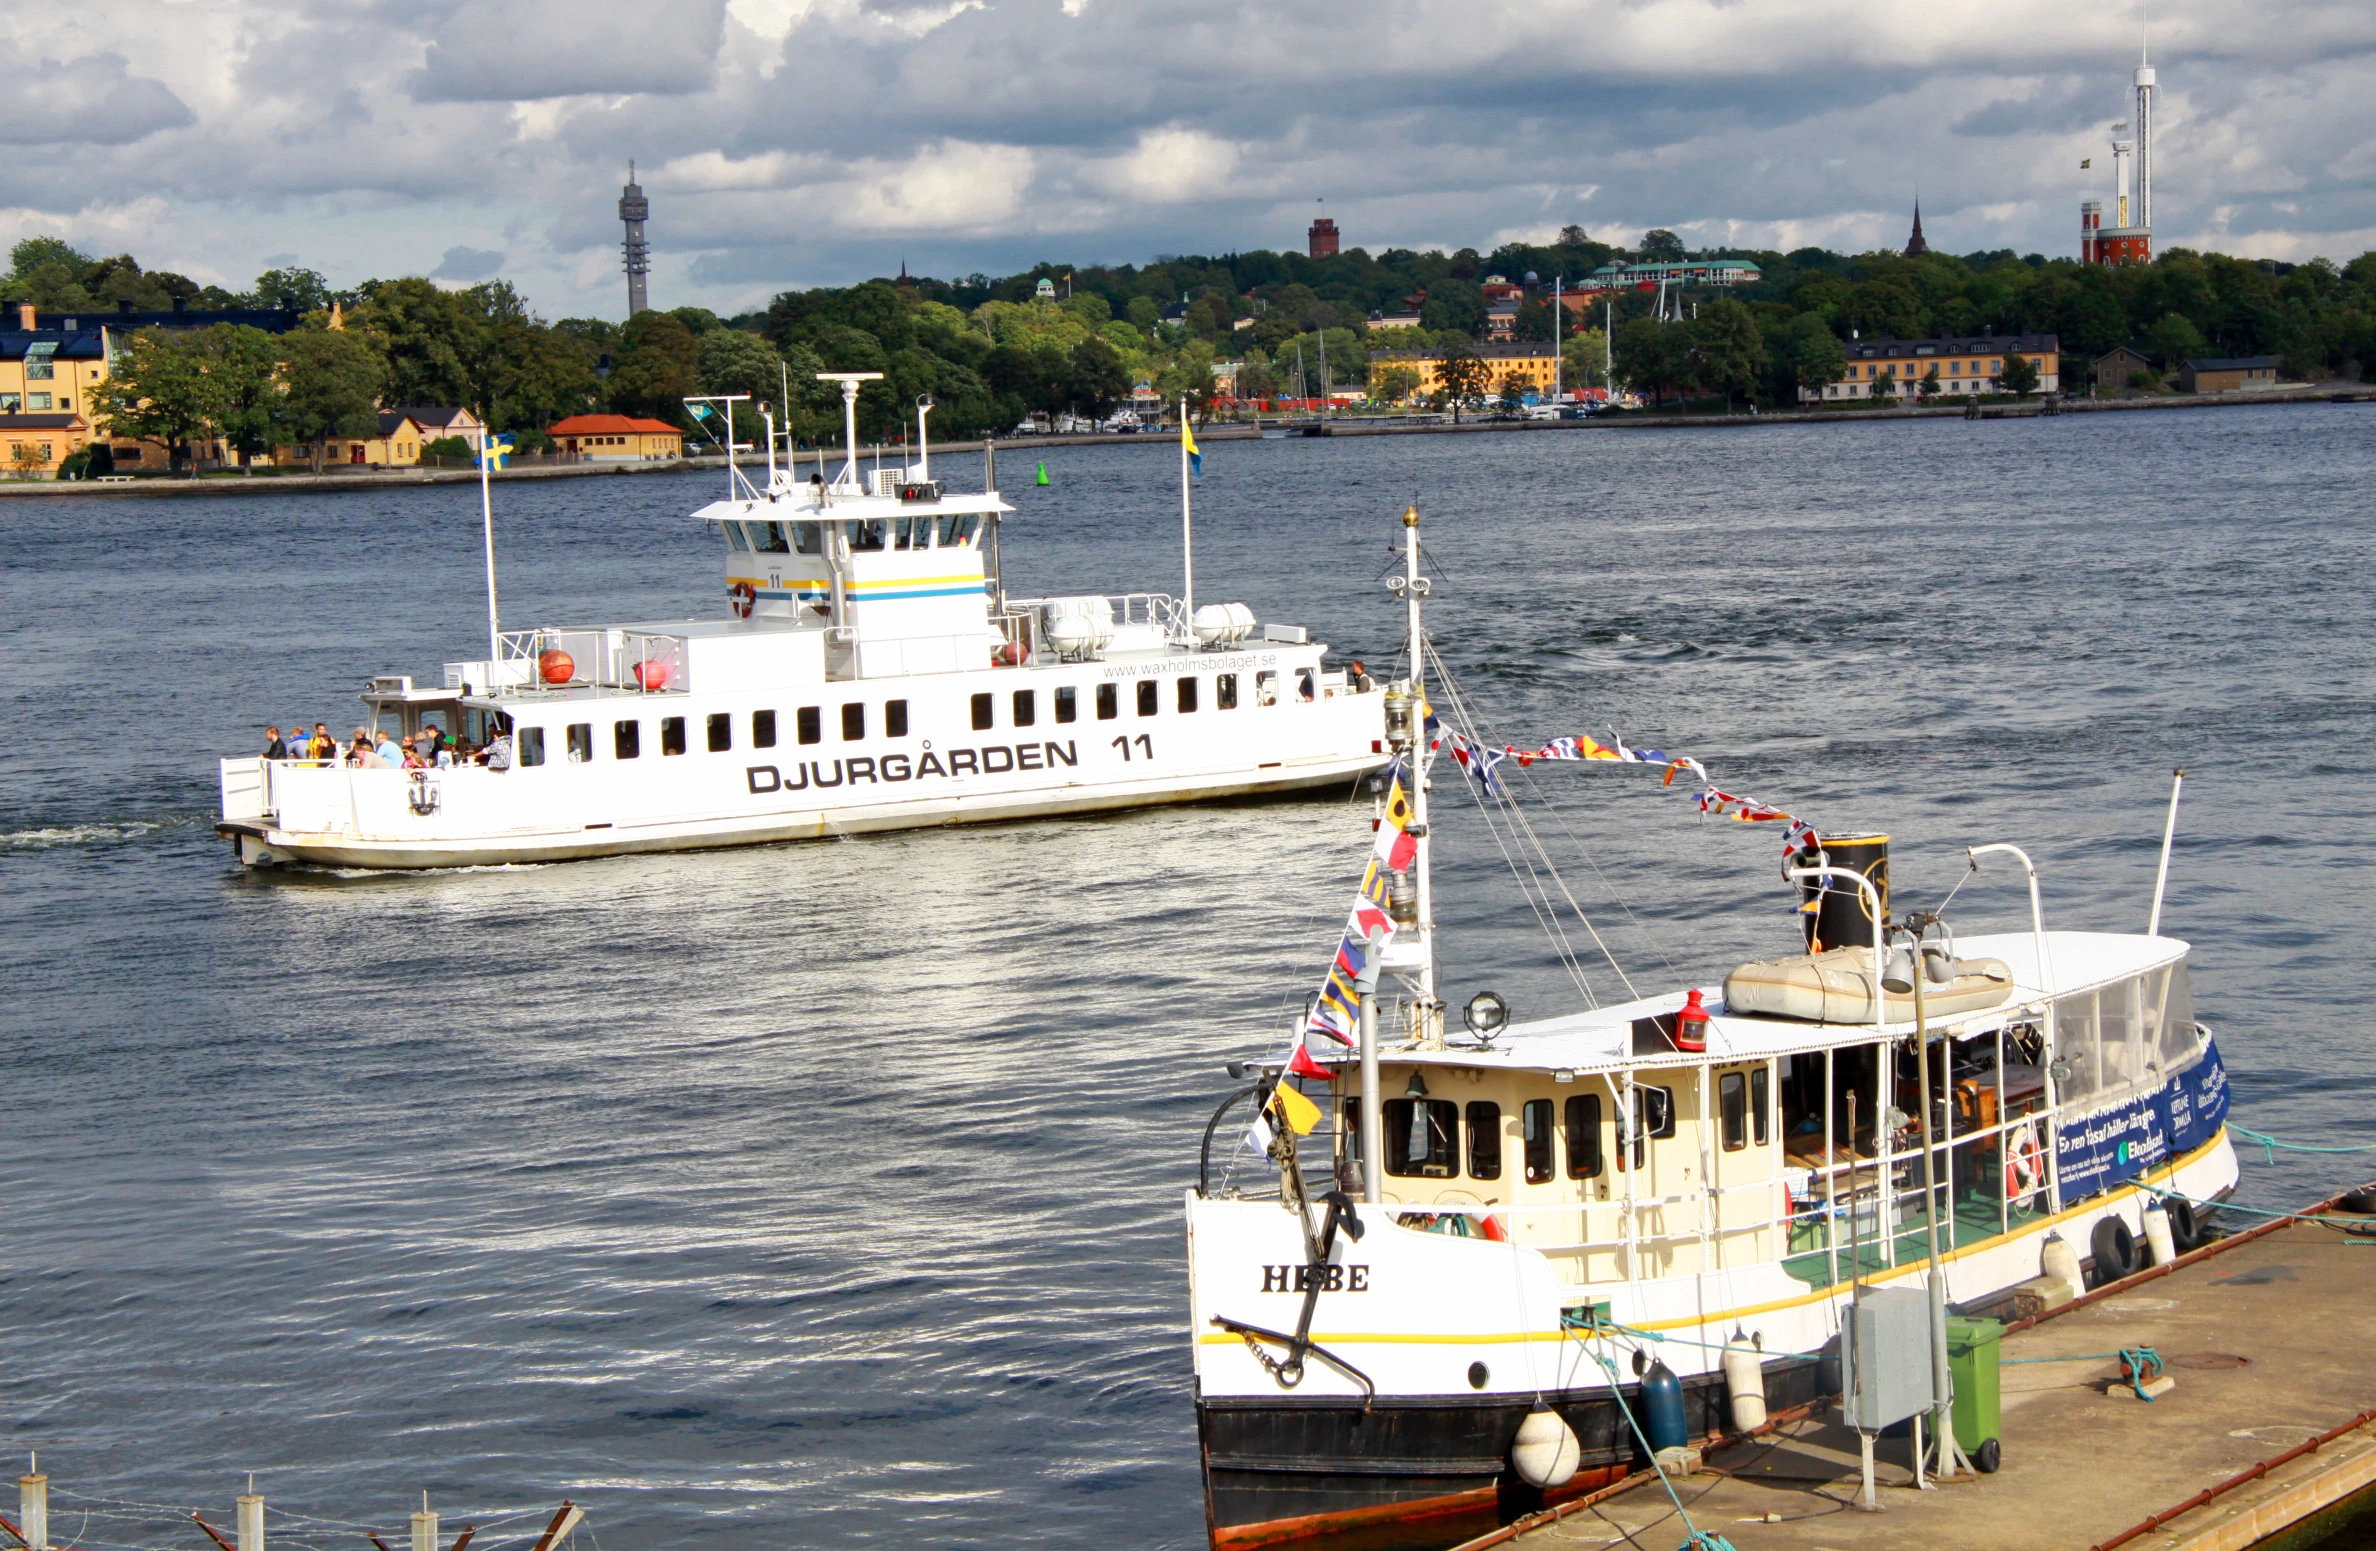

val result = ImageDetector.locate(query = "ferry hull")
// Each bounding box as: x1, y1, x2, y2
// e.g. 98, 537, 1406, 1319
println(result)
219, 751, 1382, 869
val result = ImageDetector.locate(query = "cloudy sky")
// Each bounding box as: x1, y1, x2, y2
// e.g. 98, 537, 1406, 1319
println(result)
7, 0, 2373, 321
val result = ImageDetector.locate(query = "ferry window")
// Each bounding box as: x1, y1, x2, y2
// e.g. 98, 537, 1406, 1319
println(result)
1136, 680, 1158, 717
1096, 683, 1118, 720
753, 709, 777, 749
1523, 1099, 1555, 1184
848, 519, 886, 551
971, 693, 994, 731
1383, 1097, 1459, 1178
841, 703, 865, 741
1565, 1094, 1603, 1179
938, 513, 977, 547
1177, 676, 1199, 713
661, 717, 686, 756
894, 517, 922, 550
615, 720, 640, 759
1055, 686, 1077, 723
1620, 1085, 1675, 1170
1752, 1067, 1770, 1146
517, 727, 546, 767
1298, 669, 1316, 702
790, 522, 823, 555
886, 700, 908, 738
797, 706, 821, 745
1719, 1071, 1748, 1152
748, 521, 790, 554
1013, 689, 1036, 727
707, 713, 732, 753
1256, 669, 1279, 706
566, 723, 593, 763
1217, 673, 1238, 710
1341, 1098, 1363, 1169
724, 521, 750, 552
1466, 1102, 1502, 1180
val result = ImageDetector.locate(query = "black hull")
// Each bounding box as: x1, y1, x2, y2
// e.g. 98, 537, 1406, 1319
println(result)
1198, 1356, 1831, 1549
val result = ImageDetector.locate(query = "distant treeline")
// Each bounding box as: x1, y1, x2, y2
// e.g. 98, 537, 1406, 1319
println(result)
11, 225, 2373, 453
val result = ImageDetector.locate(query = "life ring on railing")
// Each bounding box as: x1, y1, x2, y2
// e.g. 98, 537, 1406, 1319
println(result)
2005, 1121, 2046, 1207
995, 639, 1027, 666
730, 581, 757, 619
1479, 1212, 1508, 1242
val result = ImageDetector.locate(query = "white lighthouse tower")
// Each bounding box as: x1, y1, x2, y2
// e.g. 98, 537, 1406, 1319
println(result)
2134, 46, 2156, 231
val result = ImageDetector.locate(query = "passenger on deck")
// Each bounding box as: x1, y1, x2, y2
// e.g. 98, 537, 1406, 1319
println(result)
309, 723, 337, 760
262, 727, 288, 760
401, 737, 426, 770
482, 729, 513, 770
374, 730, 402, 768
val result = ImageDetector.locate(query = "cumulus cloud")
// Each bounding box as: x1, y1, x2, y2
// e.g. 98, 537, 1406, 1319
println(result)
431, 246, 506, 281
0, 53, 193, 146
413, 0, 728, 101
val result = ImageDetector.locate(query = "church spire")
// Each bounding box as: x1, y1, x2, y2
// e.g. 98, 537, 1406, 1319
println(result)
1905, 198, 1930, 258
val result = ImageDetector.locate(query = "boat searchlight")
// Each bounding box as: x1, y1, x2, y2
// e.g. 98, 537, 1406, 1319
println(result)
1462, 991, 1510, 1040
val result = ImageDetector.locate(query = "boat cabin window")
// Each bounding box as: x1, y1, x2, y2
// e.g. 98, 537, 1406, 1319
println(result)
1719, 1071, 1748, 1151
1298, 670, 1316, 702
1619, 1085, 1674, 1170
615, 720, 639, 759
724, 521, 750, 552
886, 700, 908, 738
1522, 1099, 1554, 1183
747, 520, 790, 554
1136, 681, 1158, 717
841, 703, 865, 741
1217, 673, 1238, 710
661, 716, 686, 756
893, 517, 929, 550
517, 727, 546, 767
1565, 1094, 1604, 1178
971, 693, 993, 731
938, 513, 978, 547
566, 723, 593, 764
1178, 677, 1198, 713
847, 519, 886, 552
1256, 669, 1279, 706
1096, 684, 1118, 720
1465, 1102, 1502, 1179
1013, 690, 1035, 727
790, 522, 823, 555
1384, 1097, 1459, 1178
798, 707, 821, 745
707, 713, 732, 753
753, 710, 777, 749
1055, 686, 1077, 723
1753, 1067, 1770, 1145
2052, 963, 2197, 1108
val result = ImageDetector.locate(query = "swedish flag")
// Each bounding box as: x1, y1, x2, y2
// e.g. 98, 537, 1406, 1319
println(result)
1183, 418, 1201, 476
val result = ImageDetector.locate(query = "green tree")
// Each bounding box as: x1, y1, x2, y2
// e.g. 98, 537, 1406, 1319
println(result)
1868, 364, 1898, 405
607, 311, 701, 424
1917, 363, 1942, 402
1435, 341, 1492, 421
1562, 326, 1610, 390
1999, 351, 2041, 398
696, 328, 788, 447
1498, 373, 1529, 414
352, 278, 472, 407
1370, 362, 1421, 403
278, 326, 386, 473
1690, 298, 1763, 410
251, 267, 331, 314
1613, 316, 1693, 407
1639, 229, 1687, 262
1779, 315, 1847, 402
94, 328, 224, 474
2142, 311, 2209, 370
201, 325, 287, 469
1064, 336, 1131, 419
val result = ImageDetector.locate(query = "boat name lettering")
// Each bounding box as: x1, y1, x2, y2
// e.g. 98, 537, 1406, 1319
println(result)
1259, 1264, 1368, 1293
1101, 653, 1277, 679
744, 742, 1079, 793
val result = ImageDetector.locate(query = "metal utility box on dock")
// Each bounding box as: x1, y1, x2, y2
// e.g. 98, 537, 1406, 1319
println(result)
1462, 1182, 2376, 1551
1839, 1287, 1935, 1432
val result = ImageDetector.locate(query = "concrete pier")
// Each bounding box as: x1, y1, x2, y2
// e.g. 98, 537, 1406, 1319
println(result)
1464, 1187, 2376, 1551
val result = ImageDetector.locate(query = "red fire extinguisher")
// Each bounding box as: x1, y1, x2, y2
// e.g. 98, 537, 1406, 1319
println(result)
1674, 988, 1710, 1053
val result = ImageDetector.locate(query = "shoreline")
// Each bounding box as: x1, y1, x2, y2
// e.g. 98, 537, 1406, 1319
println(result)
5, 384, 2366, 499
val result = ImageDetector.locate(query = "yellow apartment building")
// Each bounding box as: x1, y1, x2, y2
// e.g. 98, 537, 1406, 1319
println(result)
1808, 333, 2062, 402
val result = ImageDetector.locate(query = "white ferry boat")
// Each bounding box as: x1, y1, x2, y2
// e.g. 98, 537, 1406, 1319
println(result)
217, 378, 1387, 869
1182, 510, 2236, 1549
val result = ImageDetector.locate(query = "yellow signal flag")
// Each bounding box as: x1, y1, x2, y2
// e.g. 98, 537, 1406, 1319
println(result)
1271, 1080, 1322, 1136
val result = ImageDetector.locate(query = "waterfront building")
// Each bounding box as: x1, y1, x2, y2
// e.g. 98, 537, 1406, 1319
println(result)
2178, 356, 2279, 393
547, 414, 684, 460
0, 412, 91, 477
1803, 333, 2061, 402
401, 405, 487, 453
1367, 340, 1561, 402
2092, 345, 2158, 392
322, 413, 427, 468
1573, 258, 1762, 294
1308, 217, 1339, 259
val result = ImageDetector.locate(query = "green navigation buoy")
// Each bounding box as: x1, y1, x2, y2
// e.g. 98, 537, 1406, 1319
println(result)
1035, 461, 1050, 486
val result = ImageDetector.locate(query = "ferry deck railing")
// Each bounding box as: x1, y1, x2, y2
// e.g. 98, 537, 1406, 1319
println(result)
493, 627, 690, 696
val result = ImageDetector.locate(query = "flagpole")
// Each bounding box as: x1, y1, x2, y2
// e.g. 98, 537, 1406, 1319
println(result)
481, 440, 500, 668
1404, 504, 1437, 1044
1180, 394, 1194, 619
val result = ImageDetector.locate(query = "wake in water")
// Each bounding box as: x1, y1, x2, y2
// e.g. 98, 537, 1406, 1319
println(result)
4, 820, 166, 849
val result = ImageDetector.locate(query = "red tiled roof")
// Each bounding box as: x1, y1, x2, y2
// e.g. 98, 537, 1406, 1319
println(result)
547, 414, 681, 435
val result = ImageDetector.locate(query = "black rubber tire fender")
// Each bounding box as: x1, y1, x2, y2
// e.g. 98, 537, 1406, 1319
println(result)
2165, 1197, 2202, 1252
2092, 1215, 2140, 1285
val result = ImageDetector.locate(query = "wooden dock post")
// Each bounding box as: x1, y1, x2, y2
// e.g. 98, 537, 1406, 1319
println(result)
17, 1458, 46, 1551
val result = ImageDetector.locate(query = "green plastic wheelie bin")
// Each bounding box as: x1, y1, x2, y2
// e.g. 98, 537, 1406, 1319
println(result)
1946, 1315, 2004, 1472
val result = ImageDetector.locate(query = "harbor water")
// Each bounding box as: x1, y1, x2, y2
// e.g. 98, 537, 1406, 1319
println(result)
3, 406, 2373, 1549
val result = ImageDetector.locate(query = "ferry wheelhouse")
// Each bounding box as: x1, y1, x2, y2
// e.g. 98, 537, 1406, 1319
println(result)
217, 377, 1387, 868
1182, 510, 2236, 1550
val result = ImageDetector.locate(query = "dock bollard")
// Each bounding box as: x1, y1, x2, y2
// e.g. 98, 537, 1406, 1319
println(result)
2142, 1200, 2177, 1266
412, 1497, 438, 1551
237, 1480, 264, 1551
19, 1457, 47, 1551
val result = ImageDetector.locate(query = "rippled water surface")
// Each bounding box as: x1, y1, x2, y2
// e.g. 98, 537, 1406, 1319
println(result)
4, 406, 2373, 1549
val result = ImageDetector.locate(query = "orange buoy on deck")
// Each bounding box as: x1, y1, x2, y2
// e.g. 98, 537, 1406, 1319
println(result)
538, 649, 575, 684
631, 659, 672, 691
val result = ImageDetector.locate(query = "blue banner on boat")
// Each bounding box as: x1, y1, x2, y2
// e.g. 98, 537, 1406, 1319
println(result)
2054, 1038, 2230, 1200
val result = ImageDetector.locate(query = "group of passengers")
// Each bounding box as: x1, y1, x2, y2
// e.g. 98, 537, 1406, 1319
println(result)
260, 721, 501, 770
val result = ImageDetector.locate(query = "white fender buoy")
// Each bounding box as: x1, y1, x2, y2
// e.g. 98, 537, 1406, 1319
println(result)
2042, 1230, 2082, 1299
1511, 1406, 1581, 1488
2141, 1199, 2177, 1267
1723, 1333, 1768, 1433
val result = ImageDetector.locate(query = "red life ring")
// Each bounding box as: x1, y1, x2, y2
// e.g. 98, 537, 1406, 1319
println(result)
730, 581, 757, 618
2005, 1121, 2045, 1207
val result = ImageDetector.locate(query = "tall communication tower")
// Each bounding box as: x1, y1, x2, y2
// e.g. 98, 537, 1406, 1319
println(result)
620, 162, 651, 316
2133, 46, 2155, 230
